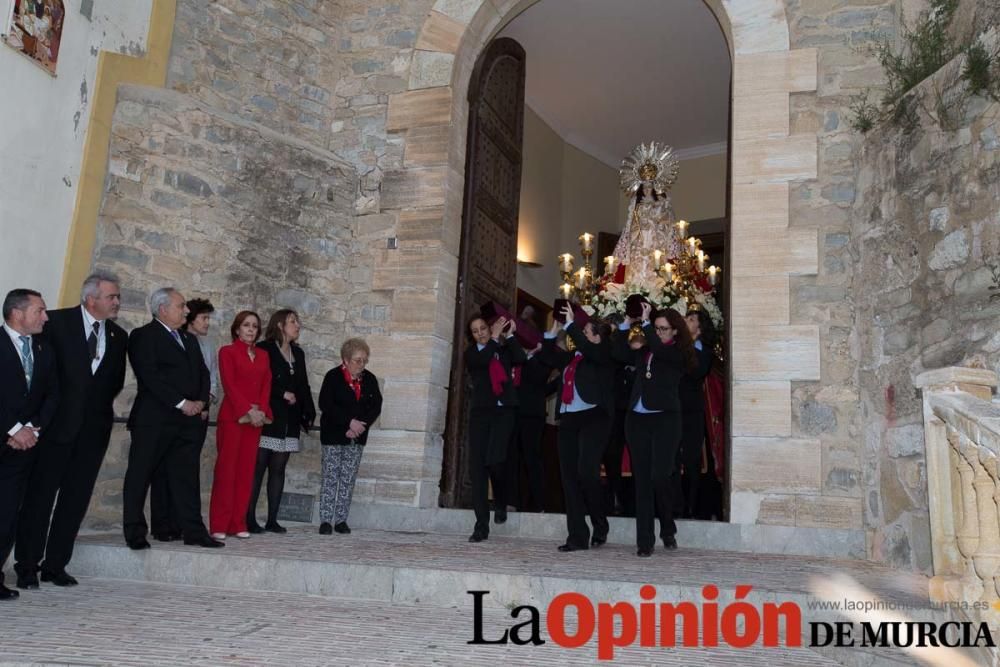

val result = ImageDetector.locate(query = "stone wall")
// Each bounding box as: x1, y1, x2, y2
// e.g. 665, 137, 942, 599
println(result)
851, 40, 1000, 571
87, 83, 357, 527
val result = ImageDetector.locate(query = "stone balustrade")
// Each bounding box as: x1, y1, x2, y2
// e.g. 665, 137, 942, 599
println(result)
916, 367, 1000, 621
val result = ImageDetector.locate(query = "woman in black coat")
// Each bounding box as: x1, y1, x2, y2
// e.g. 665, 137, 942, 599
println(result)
540, 303, 615, 553
247, 309, 316, 533
613, 303, 696, 557
464, 314, 526, 542
317, 338, 382, 535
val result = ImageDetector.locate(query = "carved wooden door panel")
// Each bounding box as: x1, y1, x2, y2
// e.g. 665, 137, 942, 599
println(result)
440, 38, 526, 508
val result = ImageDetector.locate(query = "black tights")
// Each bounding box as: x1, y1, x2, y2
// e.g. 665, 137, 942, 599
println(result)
248, 449, 290, 526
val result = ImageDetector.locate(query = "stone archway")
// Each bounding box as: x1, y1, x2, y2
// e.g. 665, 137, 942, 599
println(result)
376, 0, 822, 531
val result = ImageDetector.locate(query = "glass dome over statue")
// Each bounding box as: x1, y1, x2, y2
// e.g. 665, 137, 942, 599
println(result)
613, 142, 683, 286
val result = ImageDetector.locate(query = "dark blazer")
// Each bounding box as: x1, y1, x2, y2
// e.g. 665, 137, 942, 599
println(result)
465, 336, 527, 410
0, 329, 59, 436
515, 354, 554, 417
612, 323, 684, 413
41, 307, 127, 444
679, 343, 714, 413
319, 367, 382, 445
126, 319, 210, 429
259, 340, 316, 440
539, 323, 614, 418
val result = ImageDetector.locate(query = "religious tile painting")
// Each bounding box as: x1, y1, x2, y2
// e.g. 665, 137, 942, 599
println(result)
1, 0, 64, 75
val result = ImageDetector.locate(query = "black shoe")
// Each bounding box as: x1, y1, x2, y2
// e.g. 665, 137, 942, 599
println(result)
247, 521, 265, 534
319, 522, 333, 535
40, 570, 78, 587
0, 583, 19, 601
126, 537, 151, 550
16, 571, 39, 590
183, 535, 225, 548
265, 521, 288, 534
662, 535, 678, 550
591, 534, 607, 547
557, 542, 588, 552
152, 531, 178, 542
637, 546, 653, 557
468, 531, 487, 543
494, 509, 507, 525
333, 522, 350, 534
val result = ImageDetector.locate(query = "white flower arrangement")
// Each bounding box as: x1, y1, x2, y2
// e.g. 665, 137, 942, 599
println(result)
584, 275, 724, 330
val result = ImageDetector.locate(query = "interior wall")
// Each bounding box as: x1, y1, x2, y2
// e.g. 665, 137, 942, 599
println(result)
516, 106, 728, 303
0, 0, 153, 302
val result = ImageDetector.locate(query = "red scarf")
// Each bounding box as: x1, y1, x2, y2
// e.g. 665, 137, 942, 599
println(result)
488, 353, 507, 397
560, 353, 584, 404
341, 364, 362, 401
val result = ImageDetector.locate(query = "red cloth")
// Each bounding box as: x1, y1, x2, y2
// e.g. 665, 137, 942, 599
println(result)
561, 353, 584, 404
703, 366, 726, 480
488, 354, 507, 397
512, 365, 522, 387
210, 420, 260, 534
218, 342, 273, 422
341, 364, 361, 401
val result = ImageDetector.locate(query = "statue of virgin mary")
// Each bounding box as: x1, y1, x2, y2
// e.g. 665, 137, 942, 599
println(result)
613, 142, 683, 286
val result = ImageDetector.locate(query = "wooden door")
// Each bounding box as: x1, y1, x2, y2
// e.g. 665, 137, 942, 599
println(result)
440, 38, 526, 508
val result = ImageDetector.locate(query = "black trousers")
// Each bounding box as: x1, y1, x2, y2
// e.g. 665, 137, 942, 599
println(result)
677, 409, 705, 518
603, 409, 627, 511
150, 418, 208, 536
508, 414, 546, 511
468, 407, 516, 536
0, 445, 39, 585
557, 407, 611, 547
123, 420, 209, 542
626, 410, 680, 550
15, 419, 113, 574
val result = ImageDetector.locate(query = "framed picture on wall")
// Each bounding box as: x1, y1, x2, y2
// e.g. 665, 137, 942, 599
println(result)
1, 0, 65, 75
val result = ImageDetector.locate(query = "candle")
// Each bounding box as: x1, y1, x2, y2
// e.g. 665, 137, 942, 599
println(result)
687, 237, 697, 254
652, 249, 663, 270
676, 220, 689, 240
575, 267, 587, 290
708, 265, 719, 286
558, 253, 574, 273
663, 262, 674, 281
604, 255, 616, 275
579, 233, 593, 252
560, 282, 573, 299
696, 250, 706, 271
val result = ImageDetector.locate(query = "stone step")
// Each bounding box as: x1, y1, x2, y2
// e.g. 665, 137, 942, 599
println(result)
347, 503, 866, 560
57, 527, 973, 666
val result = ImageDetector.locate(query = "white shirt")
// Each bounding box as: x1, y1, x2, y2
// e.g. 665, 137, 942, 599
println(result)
81, 305, 106, 375
4, 322, 35, 436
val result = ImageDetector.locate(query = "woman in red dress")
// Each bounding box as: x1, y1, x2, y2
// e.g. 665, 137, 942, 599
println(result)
210, 311, 272, 539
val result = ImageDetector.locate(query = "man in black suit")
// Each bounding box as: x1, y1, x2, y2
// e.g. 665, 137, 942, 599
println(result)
0, 289, 58, 601
121, 287, 221, 550
14, 272, 128, 589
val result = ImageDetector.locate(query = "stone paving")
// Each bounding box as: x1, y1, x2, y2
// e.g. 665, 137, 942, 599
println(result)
0, 577, 847, 666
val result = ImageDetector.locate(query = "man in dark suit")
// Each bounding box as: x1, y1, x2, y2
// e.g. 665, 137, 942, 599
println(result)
0, 289, 58, 601
121, 287, 221, 550
14, 272, 128, 589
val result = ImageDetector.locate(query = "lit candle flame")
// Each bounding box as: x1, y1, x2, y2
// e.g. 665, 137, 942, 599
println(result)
575, 267, 587, 289
604, 255, 616, 275
578, 233, 593, 252
560, 282, 573, 299
676, 220, 689, 240
708, 265, 719, 286
558, 253, 574, 273
652, 249, 663, 270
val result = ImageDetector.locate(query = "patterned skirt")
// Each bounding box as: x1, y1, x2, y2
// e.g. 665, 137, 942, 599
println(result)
259, 436, 300, 453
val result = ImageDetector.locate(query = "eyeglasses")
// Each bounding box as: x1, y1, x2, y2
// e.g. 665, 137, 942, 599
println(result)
350, 357, 369, 365
654, 326, 673, 334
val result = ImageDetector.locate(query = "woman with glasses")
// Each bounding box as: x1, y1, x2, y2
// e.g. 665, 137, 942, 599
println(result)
317, 338, 382, 535
613, 303, 696, 557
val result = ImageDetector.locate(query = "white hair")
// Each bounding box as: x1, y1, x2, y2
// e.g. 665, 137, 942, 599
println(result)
149, 287, 179, 318
80, 270, 120, 303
